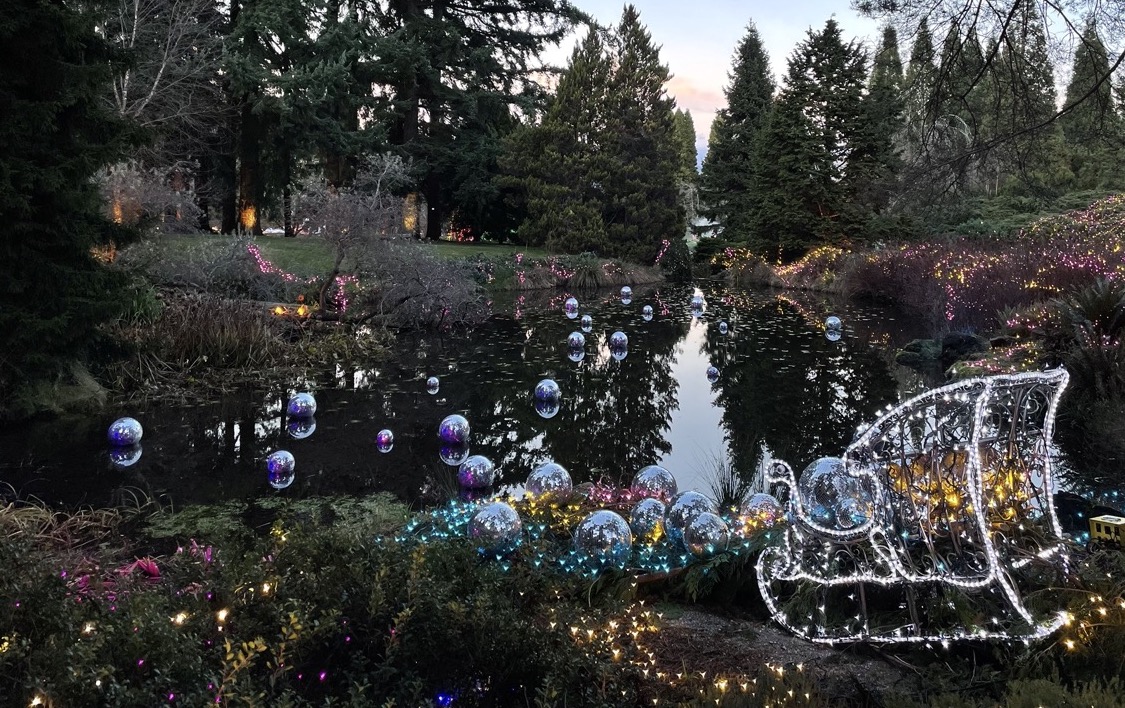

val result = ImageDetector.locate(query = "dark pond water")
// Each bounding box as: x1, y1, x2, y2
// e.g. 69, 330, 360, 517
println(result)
1, 284, 933, 509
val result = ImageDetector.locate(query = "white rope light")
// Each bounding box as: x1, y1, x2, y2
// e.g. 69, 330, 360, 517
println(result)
758, 369, 1071, 644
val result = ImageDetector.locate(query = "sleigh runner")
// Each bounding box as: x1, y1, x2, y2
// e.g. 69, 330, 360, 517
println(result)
757, 369, 1072, 644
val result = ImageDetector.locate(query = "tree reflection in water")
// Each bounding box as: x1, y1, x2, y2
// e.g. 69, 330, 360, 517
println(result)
0, 285, 923, 507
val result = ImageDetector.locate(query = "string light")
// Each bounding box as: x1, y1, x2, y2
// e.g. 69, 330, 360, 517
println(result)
759, 369, 1072, 644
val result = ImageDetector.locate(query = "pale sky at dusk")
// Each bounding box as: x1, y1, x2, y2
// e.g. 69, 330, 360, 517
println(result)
553, 1, 882, 164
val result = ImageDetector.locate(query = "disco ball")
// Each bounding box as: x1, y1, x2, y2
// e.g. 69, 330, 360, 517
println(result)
580, 314, 593, 333
458, 454, 496, 489
564, 297, 579, 319
684, 512, 730, 557
825, 315, 842, 331
427, 376, 440, 394
630, 465, 677, 500
567, 331, 586, 349
742, 493, 783, 526
567, 348, 586, 363
620, 287, 633, 305
533, 378, 561, 401
574, 510, 633, 570
665, 491, 717, 547
438, 414, 471, 444
719, 321, 729, 335
642, 305, 653, 321
286, 417, 316, 440
287, 393, 317, 418
691, 294, 705, 308
107, 417, 143, 446
706, 365, 720, 383
108, 444, 142, 468
797, 457, 874, 532
376, 429, 394, 453
534, 397, 561, 419
439, 442, 471, 467
468, 502, 523, 555
629, 497, 666, 543
266, 451, 296, 490
609, 331, 628, 350
526, 461, 572, 502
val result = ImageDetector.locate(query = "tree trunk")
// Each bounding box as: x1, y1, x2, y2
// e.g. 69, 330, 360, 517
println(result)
423, 173, 444, 241
237, 102, 263, 235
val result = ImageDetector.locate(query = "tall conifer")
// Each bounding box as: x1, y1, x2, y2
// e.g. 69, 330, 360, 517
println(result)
699, 21, 774, 243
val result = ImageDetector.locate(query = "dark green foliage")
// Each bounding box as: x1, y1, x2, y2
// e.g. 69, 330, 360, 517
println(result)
600, 5, 685, 263
1060, 22, 1122, 189
0, 0, 135, 398
504, 6, 684, 263
751, 20, 878, 256
0, 496, 643, 706
672, 109, 698, 185
699, 22, 774, 243
658, 235, 693, 282
373, 0, 584, 242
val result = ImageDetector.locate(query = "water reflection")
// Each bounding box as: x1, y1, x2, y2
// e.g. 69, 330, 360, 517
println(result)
0, 284, 928, 507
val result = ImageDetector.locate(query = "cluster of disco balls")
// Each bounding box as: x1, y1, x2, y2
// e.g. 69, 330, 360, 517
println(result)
265, 392, 320, 489
462, 460, 784, 573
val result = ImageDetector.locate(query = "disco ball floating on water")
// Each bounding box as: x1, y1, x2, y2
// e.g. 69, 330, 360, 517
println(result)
642, 305, 653, 321
719, 321, 729, 335
534, 397, 561, 419
665, 491, 717, 547
564, 297, 579, 319
287, 393, 317, 418
426, 376, 440, 395
824, 315, 843, 341
580, 314, 593, 333
468, 502, 523, 555
706, 365, 720, 383
629, 497, 666, 543
107, 417, 143, 447
376, 429, 394, 453
109, 444, 142, 468
609, 331, 628, 350
620, 286, 633, 304
567, 331, 585, 349
287, 417, 316, 440
526, 461, 572, 502
533, 378, 561, 401
438, 414, 471, 444
266, 451, 296, 490
567, 348, 585, 363
684, 511, 730, 557
630, 465, 677, 500
458, 454, 496, 489
439, 442, 471, 467
574, 510, 633, 570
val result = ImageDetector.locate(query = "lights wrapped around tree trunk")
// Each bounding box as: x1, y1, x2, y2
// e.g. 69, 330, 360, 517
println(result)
756, 369, 1071, 645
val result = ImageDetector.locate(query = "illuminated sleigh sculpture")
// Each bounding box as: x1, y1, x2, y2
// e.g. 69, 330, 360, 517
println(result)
757, 369, 1071, 644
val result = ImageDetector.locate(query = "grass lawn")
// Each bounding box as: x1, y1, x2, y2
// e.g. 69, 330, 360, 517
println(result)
154, 233, 549, 277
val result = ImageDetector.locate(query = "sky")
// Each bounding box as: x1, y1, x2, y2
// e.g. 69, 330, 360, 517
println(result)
549, 1, 882, 165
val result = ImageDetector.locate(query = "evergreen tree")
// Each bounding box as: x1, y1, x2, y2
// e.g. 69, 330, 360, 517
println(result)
1060, 21, 1120, 187
599, 5, 684, 263
372, 0, 583, 241
752, 19, 875, 256
501, 29, 610, 252
902, 17, 937, 162
860, 25, 905, 211
988, 0, 1070, 194
672, 109, 698, 185
699, 21, 774, 243
0, 0, 133, 395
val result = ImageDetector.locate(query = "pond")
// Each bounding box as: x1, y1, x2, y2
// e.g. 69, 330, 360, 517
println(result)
2, 283, 932, 509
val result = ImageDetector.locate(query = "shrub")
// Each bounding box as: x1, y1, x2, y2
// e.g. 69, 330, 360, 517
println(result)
98, 161, 202, 234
